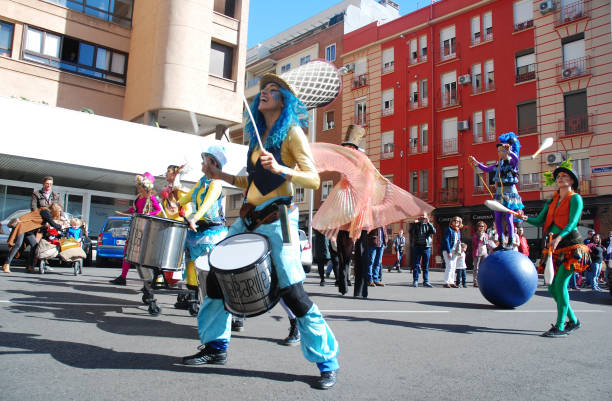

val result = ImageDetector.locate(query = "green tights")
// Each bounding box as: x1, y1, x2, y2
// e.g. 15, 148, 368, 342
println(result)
548, 265, 578, 331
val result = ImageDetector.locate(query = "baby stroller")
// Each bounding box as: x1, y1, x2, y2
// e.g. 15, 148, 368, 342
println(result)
36, 226, 85, 276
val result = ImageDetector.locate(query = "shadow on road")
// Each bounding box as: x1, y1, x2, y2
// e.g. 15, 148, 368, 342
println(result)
0, 331, 318, 387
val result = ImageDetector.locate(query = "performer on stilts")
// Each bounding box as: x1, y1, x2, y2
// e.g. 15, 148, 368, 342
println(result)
518, 160, 589, 337
181, 70, 339, 389
469, 132, 524, 250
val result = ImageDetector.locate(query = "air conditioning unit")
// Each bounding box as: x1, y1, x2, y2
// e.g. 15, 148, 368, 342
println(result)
539, 0, 555, 14
458, 74, 471, 85
562, 68, 573, 78
457, 120, 470, 131
344, 63, 355, 72
546, 152, 565, 165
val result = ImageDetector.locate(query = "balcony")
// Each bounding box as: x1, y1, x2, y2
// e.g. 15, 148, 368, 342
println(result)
471, 28, 493, 46
472, 80, 495, 95
382, 107, 394, 116
438, 138, 458, 155
436, 88, 461, 110
438, 42, 458, 64
354, 115, 367, 126
518, 182, 540, 191
439, 188, 459, 203
555, 0, 589, 27
517, 124, 537, 136
516, 64, 536, 83
513, 19, 534, 32
558, 114, 592, 136
485, 130, 496, 142
474, 186, 489, 195
382, 61, 395, 74
352, 74, 368, 89
557, 56, 590, 81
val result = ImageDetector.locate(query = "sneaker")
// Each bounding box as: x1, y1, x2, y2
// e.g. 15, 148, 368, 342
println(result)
564, 320, 581, 334
232, 319, 244, 332
541, 324, 568, 338
412, 281, 418, 288
315, 370, 337, 390
182, 345, 227, 365
423, 282, 433, 288
109, 276, 126, 286
462, 284, 467, 288
320, 279, 325, 287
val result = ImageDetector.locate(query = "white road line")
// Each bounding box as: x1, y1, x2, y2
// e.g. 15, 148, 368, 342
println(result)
0, 300, 137, 307
494, 309, 605, 313
320, 310, 449, 313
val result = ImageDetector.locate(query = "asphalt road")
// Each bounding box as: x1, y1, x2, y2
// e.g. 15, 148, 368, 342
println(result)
1, 262, 611, 401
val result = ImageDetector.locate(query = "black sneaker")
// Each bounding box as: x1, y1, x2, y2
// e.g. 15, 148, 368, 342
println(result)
182, 345, 227, 365
564, 320, 581, 334
423, 282, 433, 288
315, 370, 337, 390
320, 279, 325, 287
541, 324, 568, 338
281, 318, 300, 346
109, 276, 126, 286
232, 319, 244, 332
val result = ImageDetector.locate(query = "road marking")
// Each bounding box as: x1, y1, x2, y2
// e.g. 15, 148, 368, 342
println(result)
494, 309, 605, 313
0, 300, 138, 307
320, 310, 449, 313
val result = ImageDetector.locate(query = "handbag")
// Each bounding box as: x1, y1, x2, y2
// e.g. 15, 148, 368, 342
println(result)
37, 239, 59, 259
60, 238, 81, 252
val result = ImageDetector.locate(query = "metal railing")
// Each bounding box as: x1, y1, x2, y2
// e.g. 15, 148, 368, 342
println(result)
437, 88, 460, 109
518, 182, 540, 191
516, 64, 536, 83
439, 188, 459, 203
513, 19, 533, 32
558, 114, 592, 136
438, 41, 458, 63
352, 74, 368, 89
382, 62, 395, 74
557, 56, 590, 80
517, 124, 537, 135
439, 138, 458, 155
555, 0, 588, 26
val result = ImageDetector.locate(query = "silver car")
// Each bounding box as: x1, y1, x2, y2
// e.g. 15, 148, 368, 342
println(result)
0, 209, 31, 254
298, 229, 312, 273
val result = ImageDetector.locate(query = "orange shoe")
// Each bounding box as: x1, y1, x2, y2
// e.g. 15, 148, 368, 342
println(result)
2, 264, 10, 273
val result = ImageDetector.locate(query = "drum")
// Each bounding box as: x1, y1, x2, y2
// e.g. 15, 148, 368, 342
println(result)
125, 214, 187, 271
209, 233, 279, 318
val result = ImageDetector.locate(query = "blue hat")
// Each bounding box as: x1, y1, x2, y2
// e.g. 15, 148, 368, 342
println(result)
497, 132, 521, 156
202, 144, 227, 169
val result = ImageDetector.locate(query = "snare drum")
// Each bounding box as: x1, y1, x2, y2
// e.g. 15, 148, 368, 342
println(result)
209, 233, 279, 318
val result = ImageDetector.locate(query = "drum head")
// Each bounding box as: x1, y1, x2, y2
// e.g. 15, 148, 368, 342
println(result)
209, 233, 269, 271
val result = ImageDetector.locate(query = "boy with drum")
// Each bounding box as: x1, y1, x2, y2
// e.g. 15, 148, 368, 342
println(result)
181, 73, 339, 390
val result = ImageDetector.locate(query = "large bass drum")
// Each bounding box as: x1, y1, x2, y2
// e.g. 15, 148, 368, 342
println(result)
209, 233, 279, 318
125, 214, 187, 271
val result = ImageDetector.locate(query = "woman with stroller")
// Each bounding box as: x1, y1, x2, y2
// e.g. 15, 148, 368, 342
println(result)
3, 203, 64, 273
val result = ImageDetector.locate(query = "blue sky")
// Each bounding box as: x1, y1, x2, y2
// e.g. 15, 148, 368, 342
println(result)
247, 1, 425, 48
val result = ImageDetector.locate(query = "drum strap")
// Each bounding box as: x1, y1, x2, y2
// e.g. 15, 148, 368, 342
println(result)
239, 199, 292, 231
280, 283, 313, 318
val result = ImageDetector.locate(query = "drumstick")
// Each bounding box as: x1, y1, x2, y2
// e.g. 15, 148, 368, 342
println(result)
484, 199, 521, 218
243, 95, 264, 150
531, 137, 554, 159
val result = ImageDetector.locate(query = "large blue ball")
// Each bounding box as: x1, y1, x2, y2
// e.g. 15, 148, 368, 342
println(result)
478, 250, 538, 308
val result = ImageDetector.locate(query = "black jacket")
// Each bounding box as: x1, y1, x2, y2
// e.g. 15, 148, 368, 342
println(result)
411, 221, 436, 248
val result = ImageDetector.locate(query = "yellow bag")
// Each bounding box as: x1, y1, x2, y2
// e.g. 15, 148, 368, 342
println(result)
60, 238, 80, 252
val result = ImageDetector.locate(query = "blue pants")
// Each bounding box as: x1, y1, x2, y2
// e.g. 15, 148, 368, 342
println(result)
413, 245, 431, 284
367, 246, 384, 282
196, 202, 339, 372
393, 251, 404, 269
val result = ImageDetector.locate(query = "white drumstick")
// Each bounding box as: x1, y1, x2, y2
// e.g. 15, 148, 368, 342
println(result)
243, 95, 264, 150
531, 137, 554, 159
484, 199, 520, 217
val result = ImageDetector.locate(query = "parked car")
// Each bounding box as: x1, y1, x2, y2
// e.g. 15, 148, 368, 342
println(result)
96, 216, 131, 266
298, 229, 312, 273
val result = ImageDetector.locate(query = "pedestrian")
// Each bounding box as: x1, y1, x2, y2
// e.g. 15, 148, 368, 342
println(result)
587, 234, 604, 291
183, 72, 339, 389
313, 229, 330, 286
410, 212, 435, 287
516, 226, 530, 258
471, 221, 489, 288
390, 229, 405, 272
442, 216, 462, 288
583, 229, 595, 245
455, 242, 468, 288
519, 160, 589, 337
31, 176, 61, 211
367, 226, 387, 286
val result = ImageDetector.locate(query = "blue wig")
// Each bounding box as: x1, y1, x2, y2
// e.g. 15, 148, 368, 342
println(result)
498, 132, 521, 156
244, 88, 309, 150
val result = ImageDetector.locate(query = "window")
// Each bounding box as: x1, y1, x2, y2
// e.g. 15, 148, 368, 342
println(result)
441, 71, 457, 107
419, 35, 428, 60
410, 171, 418, 193
441, 166, 459, 202
410, 39, 418, 64
210, 42, 234, 79
300, 55, 310, 65
409, 126, 418, 153
573, 156, 590, 180
513, 0, 534, 31
420, 123, 428, 151
420, 169, 428, 197
483, 12, 493, 39
473, 111, 483, 142
325, 44, 336, 61
381, 131, 394, 158
382, 89, 394, 116
321, 180, 333, 201
420, 79, 428, 106
563, 90, 588, 135
516, 49, 535, 83
214, 0, 236, 18
561, 33, 586, 78
0, 20, 14, 57
484, 60, 494, 90
520, 173, 540, 190
230, 194, 243, 210
323, 110, 335, 130
22, 26, 128, 84
440, 25, 456, 61
486, 109, 496, 141
442, 117, 458, 154
355, 99, 367, 125
517, 100, 537, 134
471, 16, 481, 45
410, 81, 419, 109
382, 47, 394, 73
294, 187, 305, 203
43, 0, 134, 28
353, 58, 367, 88
280, 63, 291, 73
472, 64, 482, 93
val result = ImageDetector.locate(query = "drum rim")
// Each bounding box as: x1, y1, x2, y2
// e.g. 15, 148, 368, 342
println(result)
209, 232, 271, 273
131, 213, 189, 226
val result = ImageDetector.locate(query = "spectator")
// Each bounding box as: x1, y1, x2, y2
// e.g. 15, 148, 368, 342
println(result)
455, 242, 468, 288
517, 226, 530, 257
471, 221, 489, 288
31, 176, 61, 211
367, 226, 387, 287
584, 229, 595, 245
410, 213, 436, 288
326, 239, 341, 286
442, 216, 462, 288
390, 229, 405, 273
587, 234, 604, 291
603, 230, 612, 268
313, 229, 330, 287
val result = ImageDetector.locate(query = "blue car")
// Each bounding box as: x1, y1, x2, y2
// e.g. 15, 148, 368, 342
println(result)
96, 216, 131, 266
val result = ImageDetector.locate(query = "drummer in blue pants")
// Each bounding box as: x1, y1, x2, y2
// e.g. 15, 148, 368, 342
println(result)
181, 73, 339, 390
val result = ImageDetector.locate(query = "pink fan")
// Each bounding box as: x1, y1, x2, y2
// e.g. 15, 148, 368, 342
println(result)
310, 142, 435, 240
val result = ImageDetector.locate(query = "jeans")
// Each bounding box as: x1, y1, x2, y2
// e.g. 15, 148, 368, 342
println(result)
5, 232, 37, 267
587, 262, 602, 289
367, 246, 384, 283
455, 269, 466, 286
393, 251, 404, 269
413, 245, 431, 284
